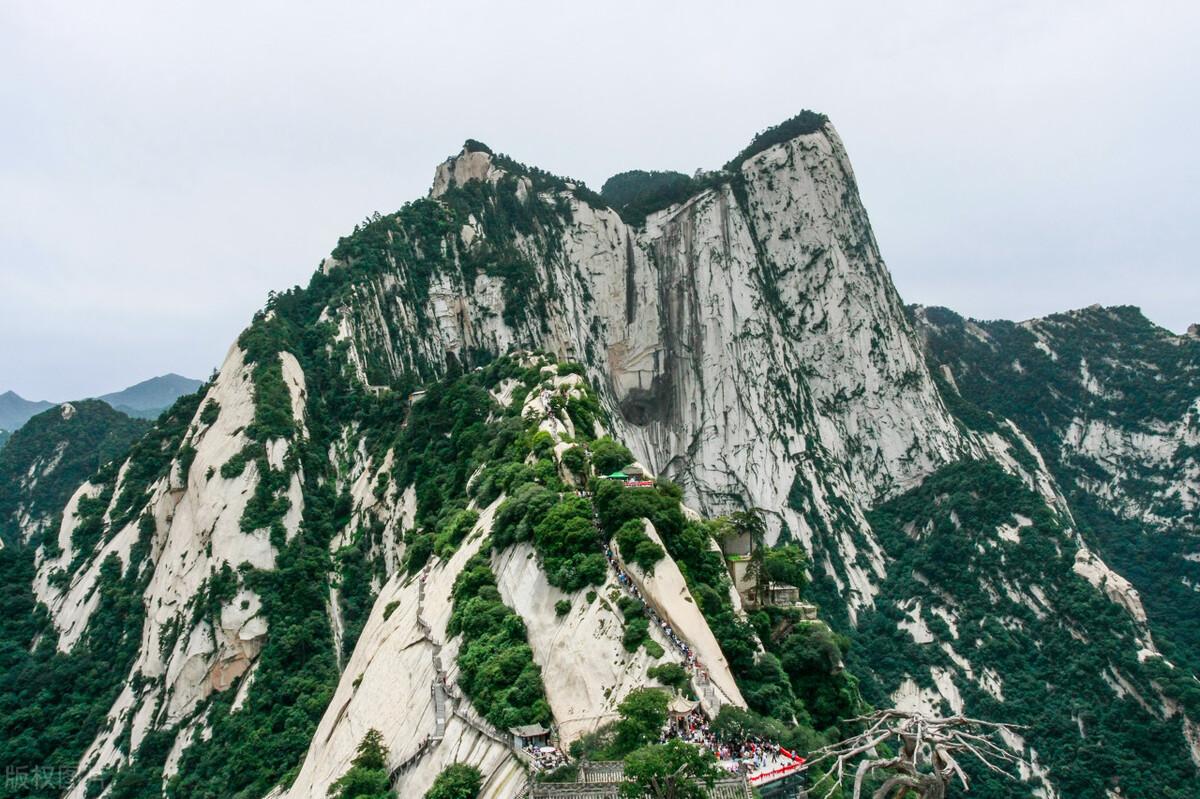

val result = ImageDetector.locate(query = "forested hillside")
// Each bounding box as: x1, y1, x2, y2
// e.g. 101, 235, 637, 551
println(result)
915, 305, 1200, 673
0, 400, 150, 547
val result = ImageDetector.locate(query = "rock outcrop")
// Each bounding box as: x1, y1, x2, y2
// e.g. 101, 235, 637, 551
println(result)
34, 346, 309, 797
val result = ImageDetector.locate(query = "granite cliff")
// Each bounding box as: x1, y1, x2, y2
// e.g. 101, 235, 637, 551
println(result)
1, 115, 1197, 799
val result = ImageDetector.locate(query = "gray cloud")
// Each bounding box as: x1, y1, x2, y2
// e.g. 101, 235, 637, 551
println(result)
2, 0, 1197, 400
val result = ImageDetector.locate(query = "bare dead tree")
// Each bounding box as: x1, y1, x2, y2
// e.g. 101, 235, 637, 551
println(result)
805, 710, 1025, 799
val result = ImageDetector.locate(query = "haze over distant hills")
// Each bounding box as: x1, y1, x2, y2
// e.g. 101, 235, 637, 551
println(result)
95, 373, 203, 418
0, 391, 56, 432
0, 373, 202, 437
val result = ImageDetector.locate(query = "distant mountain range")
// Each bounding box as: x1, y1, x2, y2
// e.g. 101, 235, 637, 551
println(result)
0, 391, 56, 432
95, 373, 203, 419
0, 373, 202, 438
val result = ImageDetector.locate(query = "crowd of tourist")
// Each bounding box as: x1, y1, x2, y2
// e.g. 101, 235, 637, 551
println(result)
664, 709, 796, 774
525, 744, 569, 772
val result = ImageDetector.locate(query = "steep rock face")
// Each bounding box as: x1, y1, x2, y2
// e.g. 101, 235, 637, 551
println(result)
612, 520, 745, 713
5, 117, 1199, 799
321, 126, 988, 632
491, 540, 702, 742
913, 304, 1200, 671
285, 505, 509, 799
27, 344, 310, 797
332, 127, 970, 546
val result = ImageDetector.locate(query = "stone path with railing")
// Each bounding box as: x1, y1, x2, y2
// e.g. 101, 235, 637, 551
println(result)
387, 735, 433, 784
416, 572, 448, 740
391, 566, 532, 794
588, 497, 734, 713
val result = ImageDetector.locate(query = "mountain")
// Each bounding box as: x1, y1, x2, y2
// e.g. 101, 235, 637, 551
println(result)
0, 114, 1196, 799
913, 305, 1200, 663
0, 375, 201, 443
0, 390, 56, 431
0, 401, 151, 548
96, 374, 204, 419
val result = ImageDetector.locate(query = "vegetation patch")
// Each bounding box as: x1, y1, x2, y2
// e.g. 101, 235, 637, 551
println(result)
493, 484, 606, 593
647, 662, 690, 695
448, 552, 551, 730
600, 170, 723, 227
618, 595, 651, 653
198, 400, 220, 426
425, 763, 482, 799
589, 437, 633, 476
724, 110, 829, 172
614, 518, 665, 573
0, 538, 152, 798
329, 729, 393, 799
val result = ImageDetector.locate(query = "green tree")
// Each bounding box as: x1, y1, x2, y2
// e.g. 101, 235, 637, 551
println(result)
531, 497, 608, 591
647, 663, 690, 694
777, 622, 859, 731
560, 445, 588, 483
448, 554, 552, 730
710, 705, 788, 744
591, 437, 634, 475
764, 544, 809, 591
491, 482, 557, 548
424, 763, 483, 799
612, 688, 669, 756
615, 518, 665, 572
619, 739, 723, 799
328, 728, 395, 799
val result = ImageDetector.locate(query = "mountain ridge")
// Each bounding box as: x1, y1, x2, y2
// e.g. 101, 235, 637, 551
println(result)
0, 114, 1196, 799
0, 375, 203, 439
0, 389, 56, 432
95, 373, 204, 419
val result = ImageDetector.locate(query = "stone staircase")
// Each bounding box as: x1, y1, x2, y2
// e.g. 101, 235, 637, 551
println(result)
417, 572, 448, 741
391, 566, 520, 794
694, 669, 720, 712
387, 735, 433, 785
432, 680, 447, 740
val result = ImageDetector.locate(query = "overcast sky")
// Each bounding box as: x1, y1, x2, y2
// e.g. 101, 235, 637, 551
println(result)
3, 1, 1197, 401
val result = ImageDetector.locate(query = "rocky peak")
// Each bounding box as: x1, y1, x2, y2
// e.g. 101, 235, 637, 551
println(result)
430, 140, 501, 198
335, 116, 969, 556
